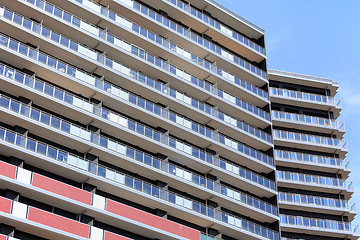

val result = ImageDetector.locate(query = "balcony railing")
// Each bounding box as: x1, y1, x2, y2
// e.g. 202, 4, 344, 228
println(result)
278, 192, 356, 212
273, 130, 348, 151
0, 7, 272, 144
0, 67, 277, 194
0, 126, 279, 240
77, 0, 268, 98
274, 149, 350, 170
270, 87, 341, 108
277, 171, 353, 191
1, 7, 271, 125
160, 0, 265, 55
20, 0, 269, 97
0, 33, 275, 168
0, 93, 277, 215
67, 0, 268, 81
200, 233, 222, 240
272, 110, 345, 131
268, 69, 339, 86
280, 214, 358, 234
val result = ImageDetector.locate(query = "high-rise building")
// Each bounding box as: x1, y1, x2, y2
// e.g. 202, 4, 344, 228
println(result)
269, 69, 358, 240
0, 0, 278, 239
0, 0, 357, 240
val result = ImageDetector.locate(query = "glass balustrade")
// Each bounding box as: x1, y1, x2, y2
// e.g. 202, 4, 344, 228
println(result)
82, 0, 268, 99
0, 67, 277, 198
0, 93, 277, 215
278, 192, 352, 211
273, 130, 348, 151
14, 0, 268, 100
0, 7, 272, 143
270, 87, 342, 108
280, 214, 356, 234
17, 1, 271, 115
274, 149, 349, 170
0, 126, 279, 240
67, 0, 268, 81
277, 171, 353, 191
161, 0, 265, 55
0, 6, 271, 129
0, 33, 275, 168
200, 233, 222, 240
272, 110, 345, 131
22, 0, 268, 85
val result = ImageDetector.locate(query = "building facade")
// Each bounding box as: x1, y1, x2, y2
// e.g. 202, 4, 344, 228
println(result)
269, 69, 358, 240
0, 0, 278, 239
0, 0, 356, 240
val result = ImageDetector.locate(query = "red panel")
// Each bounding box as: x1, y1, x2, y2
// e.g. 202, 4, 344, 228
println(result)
106, 200, 200, 240
0, 161, 17, 179
0, 234, 7, 240
27, 207, 90, 238
0, 197, 12, 214
104, 231, 132, 240
32, 173, 92, 205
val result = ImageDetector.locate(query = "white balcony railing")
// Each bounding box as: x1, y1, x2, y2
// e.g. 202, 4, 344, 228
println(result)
274, 149, 350, 170
273, 130, 348, 151
277, 171, 353, 192
270, 87, 341, 108
272, 110, 345, 131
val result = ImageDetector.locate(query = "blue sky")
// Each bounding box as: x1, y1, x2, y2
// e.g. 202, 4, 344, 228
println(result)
216, 0, 360, 226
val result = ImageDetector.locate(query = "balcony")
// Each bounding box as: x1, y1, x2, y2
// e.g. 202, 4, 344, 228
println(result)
28, 0, 268, 85
0, 3, 269, 109
129, 0, 266, 62
0, 23, 272, 148
277, 171, 353, 198
278, 192, 356, 221
0, 127, 280, 240
270, 87, 342, 118
274, 149, 350, 177
0, 92, 277, 200
0, 34, 275, 174
273, 130, 348, 158
0, 5, 274, 149
271, 110, 345, 137
0, 14, 271, 128
280, 214, 359, 240
0, 7, 272, 143
32, 0, 269, 105
268, 69, 339, 97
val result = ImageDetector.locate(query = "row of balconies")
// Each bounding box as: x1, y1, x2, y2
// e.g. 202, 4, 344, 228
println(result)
0, 160, 219, 240
0, 128, 279, 240
270, 87, 341, 117
277, 170, 353, 198
271, 110, 345, 136
0, 7, 272, 128
141, 0, 266, 57
278, 192, 356, 220
0, 29, 275, 169
12, 0, 268, 87
273, 129, 347, 157
0, 91, 276, 200
0, 63, 275, 186
274, 149, 350, 176
280, 214, 359, 240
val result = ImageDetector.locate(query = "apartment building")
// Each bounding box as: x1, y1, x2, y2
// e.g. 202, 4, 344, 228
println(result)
0, 0, 279, 239
269, 69, 359, 240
